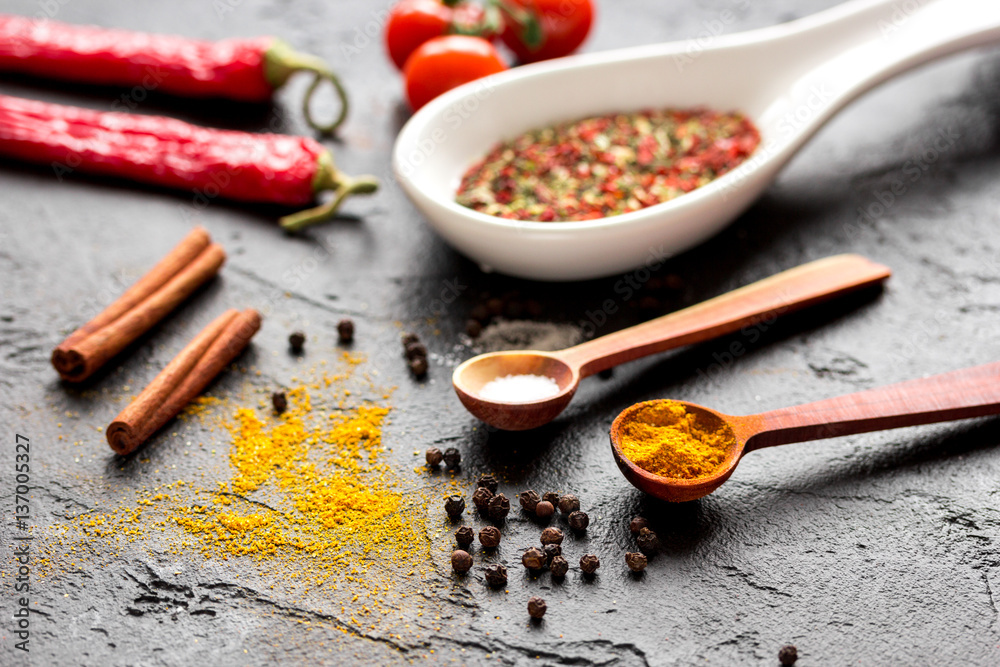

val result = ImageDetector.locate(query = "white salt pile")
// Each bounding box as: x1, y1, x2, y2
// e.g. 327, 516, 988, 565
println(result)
478, 374, 560, 403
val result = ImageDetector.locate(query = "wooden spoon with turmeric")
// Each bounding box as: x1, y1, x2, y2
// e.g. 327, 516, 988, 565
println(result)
610, 361, 1000, 502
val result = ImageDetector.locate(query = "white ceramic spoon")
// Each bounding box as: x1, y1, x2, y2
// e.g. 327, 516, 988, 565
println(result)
393, 0, 1000, 281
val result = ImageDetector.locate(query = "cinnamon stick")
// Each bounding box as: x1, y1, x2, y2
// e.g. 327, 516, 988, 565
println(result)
52, 227, 226, 382
107, 308, 262, 456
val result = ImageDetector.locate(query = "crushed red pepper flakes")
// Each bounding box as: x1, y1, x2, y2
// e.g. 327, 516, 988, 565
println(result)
456, 107, 761, 222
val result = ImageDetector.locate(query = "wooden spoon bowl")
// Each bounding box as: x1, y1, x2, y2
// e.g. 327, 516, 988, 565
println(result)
453, 351, 578, 431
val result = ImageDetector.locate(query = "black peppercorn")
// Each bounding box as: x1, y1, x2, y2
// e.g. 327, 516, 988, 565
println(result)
637, 527, 660, 557
476, 474, 499, 493
451, 549, 472, 574
522, 547, 546, 571
409, 356, 429, 377
557, 494, 580, 516
527, 596, 547, 619
542, 544, 561, 564
469, 304, 489, 322
540, 527, 564, 545
567, 510, 589, 533
542, 492, 560, 505
336, 318, 354, 343
488, 493, 510, 520
472, 487, 494, 513
598, 368, 613, 379
444, 495, 465, 519
778, 645, 798, 666
486, 297, 504, 317
401, 332, 420, 347
518, 490, 540, 513
629, 516, 649, 535
443, 447, 461, 469
625, 551, 647, 573
534, 500, 554, 519
455, 526, 474, 548
579, 554, 600, 574
478, 526, 501, 548
484, 563, 507, 588
405, 341, 428, 360
288, 331, 306, 353
549, 555, 568, 578
272, 391, 287, 414
465, 319, 482, 338
425, 447, 443, 467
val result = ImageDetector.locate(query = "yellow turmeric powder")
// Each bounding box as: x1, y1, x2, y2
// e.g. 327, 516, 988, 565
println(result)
618, 401, 735, 479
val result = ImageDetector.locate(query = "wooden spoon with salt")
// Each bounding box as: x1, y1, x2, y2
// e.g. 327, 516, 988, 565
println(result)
610, 361, 1000, 502
453, 255, 890, 430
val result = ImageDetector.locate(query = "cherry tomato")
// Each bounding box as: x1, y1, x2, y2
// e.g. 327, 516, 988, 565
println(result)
385, 0, 489, 71
404, 35, 507, 111
500, 0, 595, 63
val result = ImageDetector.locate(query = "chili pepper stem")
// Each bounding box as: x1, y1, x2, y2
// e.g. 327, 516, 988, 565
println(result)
264, 39, 349, 134
279, 151, 378, 232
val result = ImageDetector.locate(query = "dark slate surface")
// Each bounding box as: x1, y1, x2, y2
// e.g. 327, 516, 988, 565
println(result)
2, 0, 1000, 665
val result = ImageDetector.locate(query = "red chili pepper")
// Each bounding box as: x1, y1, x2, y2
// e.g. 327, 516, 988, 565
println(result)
0, 94, 377, 231
0, 14, 348, 133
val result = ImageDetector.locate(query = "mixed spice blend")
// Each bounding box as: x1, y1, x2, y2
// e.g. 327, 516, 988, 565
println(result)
456, 107, 760, 222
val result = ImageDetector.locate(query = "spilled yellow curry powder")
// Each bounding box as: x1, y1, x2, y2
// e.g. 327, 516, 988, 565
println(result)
618, 401, 734, 478
51, 356, 455, 637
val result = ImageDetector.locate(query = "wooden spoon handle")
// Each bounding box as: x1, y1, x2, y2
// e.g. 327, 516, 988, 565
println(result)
742, 361, 1000, 450
556, 254, 890, 377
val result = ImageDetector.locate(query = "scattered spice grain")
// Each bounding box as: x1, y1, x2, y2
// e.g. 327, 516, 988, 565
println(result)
484, 563, 508, 588
540, 527, 564, 545
451, 549, 473, 574
478, 526, 501, 548
425, 447, 443, 466
558, 494, 580, 516
336, 318, 354, 343
625, 551, 647, 573
271, 391, 287, 415
519, 489, 541, 513
527, 596, 547, 619
549, 555, 568, 578
778, 645, 798, 666
455, 526, 475, 548
444, 495, 465, 519
288, 331, 306, 353
522, 547, 546, 571
534, 500, 554, 519
443, 447, 461, 469
472, 487, 494, 513
579, 553, 600, 574
568, 510, 589, 533
637, 527, 660, 556
488, 493, 510, 520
